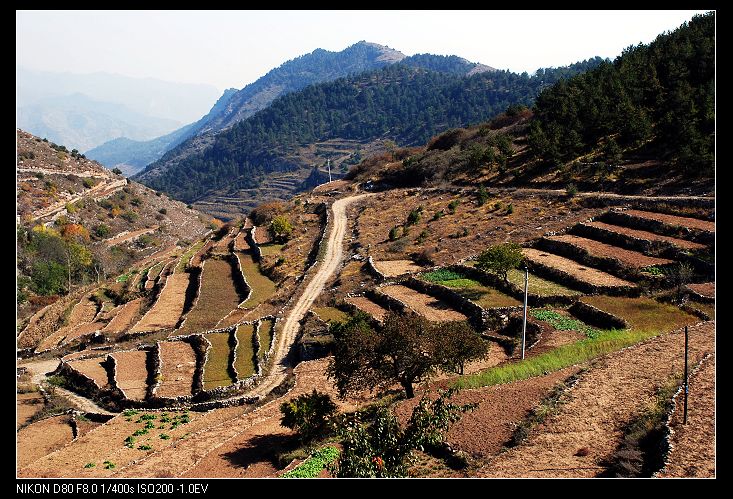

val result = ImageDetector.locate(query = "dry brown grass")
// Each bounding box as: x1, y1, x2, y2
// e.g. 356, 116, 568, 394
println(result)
372, 259, 423, 277
156, 341, 196, 398
67, 356, 109, 389
131, 274, 191, 332
583, 221, 706, 250
624, 209, 715, 232
178, 259, 243, 334
523, 248, 635, 288
345, 296, 389, 321
110, 350, 149, 401
379, 284, 468, 321
546, 235, 674, 268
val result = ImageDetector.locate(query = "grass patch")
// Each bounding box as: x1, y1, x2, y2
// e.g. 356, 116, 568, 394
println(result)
531, 309, 599, 338
259, 243, 284, 256
282, 446, 340, 478
312, 307, 349, 324
258, 319, 275, 361
455, 328, 655, 389
580, 296, 697, 333
103, 461, 115, 469
237, 251, 277, 308
234, 324, 256, 379
421, 269, 521, 308
422, 269, 464, 282
179, 259, 244, 334
506, 269, 582, 296
203, 332, 235, 390
176, 240, 205, 273
84, 462, 95, 468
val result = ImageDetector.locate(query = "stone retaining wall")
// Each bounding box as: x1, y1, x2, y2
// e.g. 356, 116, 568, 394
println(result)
404, 277, 484, 330
524, 257, 640, 297
247, 227, 262, 261
602, 210, 714, 245
569, 301, 628, 330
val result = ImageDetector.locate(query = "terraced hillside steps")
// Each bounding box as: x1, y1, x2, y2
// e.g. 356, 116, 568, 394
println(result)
130, 273, 192, 332
156, 341, 197, 399
573, 221, 707, 252
203, 333, 235, 391
66, 357, 110, 390
522, 248, 636, 294
101, 299, 143, 335
109, 350, 150, 401
234, 324, 256, 380
604, 209, 715, 236
379, 284, 468, 322
345, 295, 389, 322
541, 235, 674, 271
35, 295, 99, 351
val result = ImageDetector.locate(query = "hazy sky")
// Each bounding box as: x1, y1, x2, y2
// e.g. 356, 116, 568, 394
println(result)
17, 10, 709, 92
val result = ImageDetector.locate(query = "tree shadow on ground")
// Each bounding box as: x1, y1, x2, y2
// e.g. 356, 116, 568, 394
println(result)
220, 432, 298, 471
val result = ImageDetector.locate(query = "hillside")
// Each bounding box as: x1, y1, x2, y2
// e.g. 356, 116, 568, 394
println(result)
86, 42, 406, 175
16, 129, 215, 325
136, 58, 604, 219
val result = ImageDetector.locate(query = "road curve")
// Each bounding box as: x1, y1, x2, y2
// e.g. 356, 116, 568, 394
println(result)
246, 193, 371, 399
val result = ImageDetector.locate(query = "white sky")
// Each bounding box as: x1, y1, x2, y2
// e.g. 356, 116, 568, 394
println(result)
17, 10, 709, 92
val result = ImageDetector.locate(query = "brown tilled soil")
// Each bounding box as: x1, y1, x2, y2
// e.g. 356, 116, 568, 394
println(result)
546, 235, 674, 268
623, 209, 715, 233
190, 240, 214, 268
75, 419, 102, 438
233, 231, 250, 251
658, 354, 715, 477
253, 226, 273, 245
178, 359, 365, 478
478, 321, 715, 477
61, 321, 107, 346
67, 357, 110, 389
397, 367, 579, 466
583, 221, 707, 250
372, 259, 424, 277
131, 274, 191, 332
17, 408, 227, 478
211, 230, 236, 255
17, 415, 74, 469
379, 284, 468, 322
36, 296, 99, 351
101, 299, 142, 335
109, 350, 149, 401
523, 248, 635, 288
17, 392, 45, 429
687, 282, 714, 299
178, 259, 244, 334
345, 295, 389, 322
156, 342, 197, 398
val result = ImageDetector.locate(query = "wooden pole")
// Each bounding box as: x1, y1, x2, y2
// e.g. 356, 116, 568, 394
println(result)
521, 266, 528, 360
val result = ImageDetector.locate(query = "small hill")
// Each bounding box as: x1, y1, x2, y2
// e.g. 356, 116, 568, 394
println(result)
16, 129, 215, 323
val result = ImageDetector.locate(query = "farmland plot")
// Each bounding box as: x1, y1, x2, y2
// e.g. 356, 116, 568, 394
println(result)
17, 392, 45, 429
620, 209, 715, 233
156, 341, 197, 398
236, 251, 276, 308
687, 282, 714, 300
372, 259, 423, 277
345, 295, 389, 322
380, 285, 468, 322
101, 298, 142, 335
110, 350, 150, 401
523, 248, 635, 289
130, 274, 191, 332
580, 295, 697, 332
545, 235, 674, 269
203, 333, 235, 391
36, 295, 99, 351
234, 324, 256, 379
178, 259, 245, 334
17, 415, 74, 468
67, 357, 110, 389
422, 273, 521, 309
579, 221, 706, 251
505, 269, 582, 297
257, 319, 275, 361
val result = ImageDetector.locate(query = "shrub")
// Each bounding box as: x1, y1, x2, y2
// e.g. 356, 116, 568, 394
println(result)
158, 208, 167, 215
566, 183, 578, 197
477, 185, 490, 206
111, 167, 122, 175
389, 226, 401, 241
280, 390, 338, 443
506, 203, 514, 215
447, 200, 460, 214
121, 211, 138, 223
82, 178, 95, 189
270, 215, 293, 242
416, 230, 429, 244
431, 210, 444, 221
406, 206, 423, 226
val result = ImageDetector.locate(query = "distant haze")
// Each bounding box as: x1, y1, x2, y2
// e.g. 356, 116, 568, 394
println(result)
17, 10, 707, 91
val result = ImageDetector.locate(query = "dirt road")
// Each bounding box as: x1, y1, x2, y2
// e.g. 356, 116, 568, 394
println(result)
244, 194, 371, 399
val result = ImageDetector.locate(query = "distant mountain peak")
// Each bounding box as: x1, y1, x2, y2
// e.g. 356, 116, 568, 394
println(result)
350, 41, 407, 63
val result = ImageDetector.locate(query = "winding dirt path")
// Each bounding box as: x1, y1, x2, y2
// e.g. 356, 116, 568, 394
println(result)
242, 194, 371, 400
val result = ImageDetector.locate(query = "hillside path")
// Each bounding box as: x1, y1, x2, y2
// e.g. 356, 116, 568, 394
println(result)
241, 193, 371, 400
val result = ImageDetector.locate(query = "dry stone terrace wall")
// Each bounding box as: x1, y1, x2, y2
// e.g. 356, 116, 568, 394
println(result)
572, 221, 706, 255
568, 301, 628, 330
247, 227, 263, 261
405, 277, 484, 330
522, 248, 639, 297
601, 209, 714, 245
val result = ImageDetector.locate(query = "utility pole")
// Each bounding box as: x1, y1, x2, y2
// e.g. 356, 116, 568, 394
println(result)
327, 159, 332, 183
521, 265, 528, 360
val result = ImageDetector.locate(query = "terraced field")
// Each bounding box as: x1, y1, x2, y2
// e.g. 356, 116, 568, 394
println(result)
577, 221, 706, 251
178, 259, 244, 334
427, 276, 521, 309
616, 209, 715, 233
67, 356, 109, 389
203, 333, 234, 391
345, 295, 390, 322
505, 269, 582, 297
687, 282, 714, 300
109, 350, 149, 401
257, 319, 275, 361
236, 251, 276, 308
579, 295, 697, 332
101, 299, 142, 335
544, 234, 674, 269
380, 285, 468, 321
17, 415, 75, 468
233, 324, 256, 379
523, 248, 635, 290
130, 273, 191, 332
311, 306, 349, 324
372, 259, 423, 277
17, 392, 45, 429
176, 241, 206, 272
36, 295, 99, 351
156, 342, 197, 398
259, 243, 283, 256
